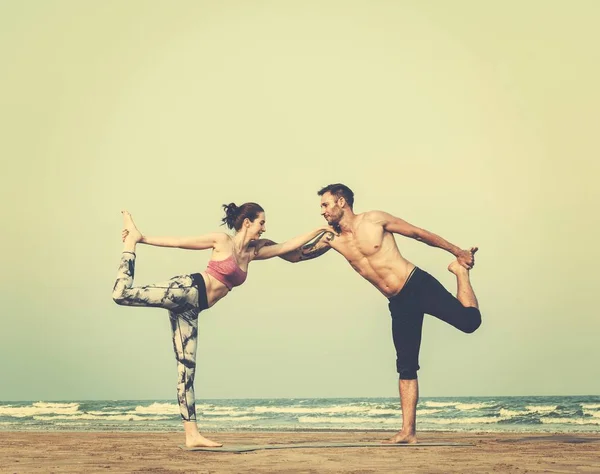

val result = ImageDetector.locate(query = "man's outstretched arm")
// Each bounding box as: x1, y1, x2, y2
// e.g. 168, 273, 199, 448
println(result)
252, 230, 335, 262
371, 211, 476, 269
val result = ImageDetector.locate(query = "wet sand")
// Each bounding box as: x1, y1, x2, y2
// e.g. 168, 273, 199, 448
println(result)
1, 431, 599, 473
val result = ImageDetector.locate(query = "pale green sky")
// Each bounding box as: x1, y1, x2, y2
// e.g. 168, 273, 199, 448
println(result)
1, 1, 598, 401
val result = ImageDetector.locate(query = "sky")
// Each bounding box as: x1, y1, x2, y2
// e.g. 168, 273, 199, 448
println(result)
1, 0, 598, 401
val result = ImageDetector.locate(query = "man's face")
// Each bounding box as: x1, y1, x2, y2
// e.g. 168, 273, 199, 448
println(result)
320, 192, 343, 225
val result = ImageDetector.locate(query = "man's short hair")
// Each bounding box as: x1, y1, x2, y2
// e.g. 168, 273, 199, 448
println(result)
317, 183, 354, 208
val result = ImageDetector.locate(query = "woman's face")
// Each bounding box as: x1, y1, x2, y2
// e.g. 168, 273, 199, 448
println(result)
246, 211, 266, 240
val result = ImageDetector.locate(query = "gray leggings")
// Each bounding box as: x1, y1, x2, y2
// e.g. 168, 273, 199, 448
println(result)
112, 251, 208, 421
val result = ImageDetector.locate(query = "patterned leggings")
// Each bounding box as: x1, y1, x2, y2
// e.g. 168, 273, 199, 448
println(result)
112, 251, 207, 421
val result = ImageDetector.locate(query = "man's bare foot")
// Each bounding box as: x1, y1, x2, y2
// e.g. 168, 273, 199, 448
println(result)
448, 259, 468, 275
449, 251, 479, 308
185, 434, 223, 448
382, 431, 417, 444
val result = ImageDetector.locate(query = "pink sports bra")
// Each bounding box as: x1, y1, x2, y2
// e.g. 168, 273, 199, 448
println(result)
205, 254, 247, 291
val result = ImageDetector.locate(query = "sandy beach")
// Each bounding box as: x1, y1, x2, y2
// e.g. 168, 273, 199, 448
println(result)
1, 431, 599, 473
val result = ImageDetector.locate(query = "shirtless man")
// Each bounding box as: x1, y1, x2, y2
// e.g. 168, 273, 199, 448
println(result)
264, 183, 481, 443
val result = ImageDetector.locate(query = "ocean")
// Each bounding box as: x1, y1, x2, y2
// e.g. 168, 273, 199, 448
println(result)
1, 396, 599, 433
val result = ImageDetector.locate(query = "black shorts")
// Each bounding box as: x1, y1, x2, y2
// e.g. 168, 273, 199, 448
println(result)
190, 273, 209, 311
388, 267, 481, 380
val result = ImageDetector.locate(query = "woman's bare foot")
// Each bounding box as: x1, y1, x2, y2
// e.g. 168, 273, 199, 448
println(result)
183, 421, 222, 448
382, 431, 417, 444
121, 211, 142, 253
185, 434, 223, 448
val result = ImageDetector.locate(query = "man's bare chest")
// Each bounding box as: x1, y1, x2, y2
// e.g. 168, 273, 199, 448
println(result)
333, 227, 386, 261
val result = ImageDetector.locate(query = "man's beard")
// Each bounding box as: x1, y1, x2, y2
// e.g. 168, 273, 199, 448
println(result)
327, 210, 342, 233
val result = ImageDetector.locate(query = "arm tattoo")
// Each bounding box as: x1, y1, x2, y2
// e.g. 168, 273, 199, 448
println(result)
299, 230, 335, 261
252, 239, 276, 256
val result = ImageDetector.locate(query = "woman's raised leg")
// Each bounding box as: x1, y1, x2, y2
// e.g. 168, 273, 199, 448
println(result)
112, 212, 198, 312
112, 211, 220, 446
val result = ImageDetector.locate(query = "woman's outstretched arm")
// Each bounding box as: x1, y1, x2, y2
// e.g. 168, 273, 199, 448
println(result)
252, 227, 333, 260
140, 232, 228, 250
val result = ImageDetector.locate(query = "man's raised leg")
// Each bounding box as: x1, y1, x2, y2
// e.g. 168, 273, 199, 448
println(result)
448, 264, 478, 309
448, 247, 479, 308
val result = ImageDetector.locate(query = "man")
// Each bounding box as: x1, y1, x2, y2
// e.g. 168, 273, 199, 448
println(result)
258, 183, 481, 443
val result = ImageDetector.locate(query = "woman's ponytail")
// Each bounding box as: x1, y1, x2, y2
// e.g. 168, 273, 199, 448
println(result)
220, 202, 264, 231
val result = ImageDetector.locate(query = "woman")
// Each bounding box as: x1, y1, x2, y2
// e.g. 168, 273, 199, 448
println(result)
112, 202, 326, 448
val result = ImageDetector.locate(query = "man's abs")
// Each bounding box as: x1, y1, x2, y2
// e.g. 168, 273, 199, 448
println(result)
337, 239, 416, 297
334, 220, 416, 297
351, 255, 416, 298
